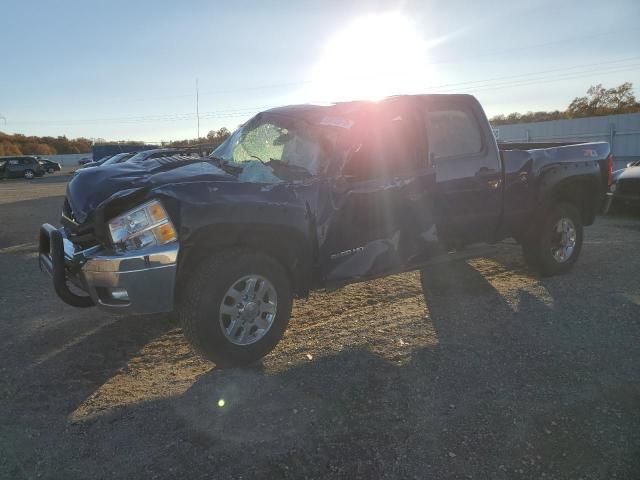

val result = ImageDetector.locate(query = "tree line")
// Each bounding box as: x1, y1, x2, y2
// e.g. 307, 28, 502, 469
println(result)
0, 127, 231, 157
162, 127, 231, 148
490, 82, 640, 125
0, 132, 93, 156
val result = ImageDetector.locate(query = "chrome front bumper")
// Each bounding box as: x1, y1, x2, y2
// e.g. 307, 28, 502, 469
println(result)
39, 224, 178, 314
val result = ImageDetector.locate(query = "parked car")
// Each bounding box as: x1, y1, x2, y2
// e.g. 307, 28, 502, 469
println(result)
39, 94, 609, 367
611, 159, 640, 183
78, 157, 92, 165
605, 160, 640, 212
38, 159, 62, 173
74, 155, 113, 171
1, 156, 46, 179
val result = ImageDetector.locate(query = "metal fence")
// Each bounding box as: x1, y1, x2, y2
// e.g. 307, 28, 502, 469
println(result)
493, 112, 640, 170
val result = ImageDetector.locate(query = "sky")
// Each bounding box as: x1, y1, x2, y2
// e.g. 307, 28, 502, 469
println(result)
1, 0, 639, 143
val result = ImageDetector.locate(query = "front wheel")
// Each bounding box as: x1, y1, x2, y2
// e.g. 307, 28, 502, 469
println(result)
179, 249, 292, 367
522, 202, 583, 277
24, 169, 35, 179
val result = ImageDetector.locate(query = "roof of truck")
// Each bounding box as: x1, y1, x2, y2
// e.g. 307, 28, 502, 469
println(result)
261, 94, 476, 124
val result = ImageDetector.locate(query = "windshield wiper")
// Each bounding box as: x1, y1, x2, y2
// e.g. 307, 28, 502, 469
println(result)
266, 159, 312, 179
209, 155, 242, 175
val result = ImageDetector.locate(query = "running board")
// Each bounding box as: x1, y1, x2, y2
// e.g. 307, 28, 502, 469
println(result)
325, 243, 507, 292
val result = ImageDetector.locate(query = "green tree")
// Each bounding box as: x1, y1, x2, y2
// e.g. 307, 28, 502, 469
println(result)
567, 82, 640, 117
490, 82, 640, 125
206, 127, 231, 147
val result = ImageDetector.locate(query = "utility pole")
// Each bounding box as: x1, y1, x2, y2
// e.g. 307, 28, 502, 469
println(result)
196, 78, 200, 141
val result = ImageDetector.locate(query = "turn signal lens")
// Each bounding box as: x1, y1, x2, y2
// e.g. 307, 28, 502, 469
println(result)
148, 202, 167, 223
154, 223, 177, 244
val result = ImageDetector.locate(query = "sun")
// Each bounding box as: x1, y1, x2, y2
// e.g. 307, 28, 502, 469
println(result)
309, 13, 432, 102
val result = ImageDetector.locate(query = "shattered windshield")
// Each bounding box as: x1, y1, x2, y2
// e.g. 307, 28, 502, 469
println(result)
211, 114, 333, 182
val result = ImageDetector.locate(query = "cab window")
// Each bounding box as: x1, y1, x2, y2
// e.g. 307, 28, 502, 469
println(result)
343, 110, 420, 180
426, 106, 483, 159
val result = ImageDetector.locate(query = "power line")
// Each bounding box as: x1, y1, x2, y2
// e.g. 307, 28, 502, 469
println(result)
7, 58, 640, 127
446, 65, 640, 94
428, 28, 638, 64
424, 57, 640, 90
6, 29, 636, 113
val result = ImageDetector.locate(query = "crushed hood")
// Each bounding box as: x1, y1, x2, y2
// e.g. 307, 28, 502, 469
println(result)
66, 159, 234, 223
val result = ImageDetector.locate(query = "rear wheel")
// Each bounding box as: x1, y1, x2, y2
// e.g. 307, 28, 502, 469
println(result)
179, 249, 292, 367
47, 167, 54, 174
24, 169, 35, 179
522, 202, 583, 276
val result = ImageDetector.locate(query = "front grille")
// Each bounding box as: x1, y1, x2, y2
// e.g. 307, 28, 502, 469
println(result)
61, 197, 98, 248
618, 179, 640, 196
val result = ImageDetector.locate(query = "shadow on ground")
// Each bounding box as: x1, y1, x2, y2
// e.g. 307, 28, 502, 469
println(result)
3, 247, 639, 479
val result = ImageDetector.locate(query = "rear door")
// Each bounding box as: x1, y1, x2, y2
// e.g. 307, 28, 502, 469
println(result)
7, 158, 22, 178
419, 97, 503, 244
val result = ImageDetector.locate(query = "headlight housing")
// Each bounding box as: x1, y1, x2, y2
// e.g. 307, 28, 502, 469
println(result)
108, 200, 177, 250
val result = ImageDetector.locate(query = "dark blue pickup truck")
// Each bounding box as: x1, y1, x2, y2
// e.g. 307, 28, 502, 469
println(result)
39, 94, 611, 366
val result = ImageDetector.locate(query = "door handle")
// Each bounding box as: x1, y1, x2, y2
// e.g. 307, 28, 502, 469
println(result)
475, 168, 501, 189
475, 167, 499, 178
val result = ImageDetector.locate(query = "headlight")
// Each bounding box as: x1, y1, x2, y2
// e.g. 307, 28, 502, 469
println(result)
108, 200, 177, 250
610, 182, 617, 193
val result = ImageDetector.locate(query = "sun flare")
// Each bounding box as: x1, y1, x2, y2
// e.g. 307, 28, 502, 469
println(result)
309, 13, 432, 102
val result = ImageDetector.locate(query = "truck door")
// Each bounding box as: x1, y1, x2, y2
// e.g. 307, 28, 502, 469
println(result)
322, 103, 438, 282
420, 98, 503, 244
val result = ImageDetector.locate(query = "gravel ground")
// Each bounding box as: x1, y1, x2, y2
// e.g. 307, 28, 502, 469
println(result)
1, 172, 639, 479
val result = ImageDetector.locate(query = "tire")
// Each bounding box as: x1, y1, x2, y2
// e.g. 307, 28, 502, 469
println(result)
24, 169, 35, 179
47, 167, 54, 174
179, 249, 292, 367
521, 202, 583, 277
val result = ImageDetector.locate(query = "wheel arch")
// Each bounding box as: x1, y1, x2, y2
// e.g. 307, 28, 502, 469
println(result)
177, 223, 314, 301
550, 176, 600, 226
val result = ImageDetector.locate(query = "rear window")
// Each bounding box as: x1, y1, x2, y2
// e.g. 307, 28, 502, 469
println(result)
427, 107, 483, 159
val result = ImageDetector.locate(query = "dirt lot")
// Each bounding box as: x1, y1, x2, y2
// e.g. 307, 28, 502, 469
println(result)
1, 172, 639, 479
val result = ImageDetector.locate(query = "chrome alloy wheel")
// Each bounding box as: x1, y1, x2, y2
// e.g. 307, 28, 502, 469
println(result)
551, 217, 577, 263
219, 275, 278, 346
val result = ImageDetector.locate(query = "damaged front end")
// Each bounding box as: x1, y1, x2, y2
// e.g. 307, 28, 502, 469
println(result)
38, 218, 179, 314
38, 159, 211, 314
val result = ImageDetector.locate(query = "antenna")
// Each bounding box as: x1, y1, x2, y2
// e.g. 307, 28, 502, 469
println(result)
196, 78, 200, 140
